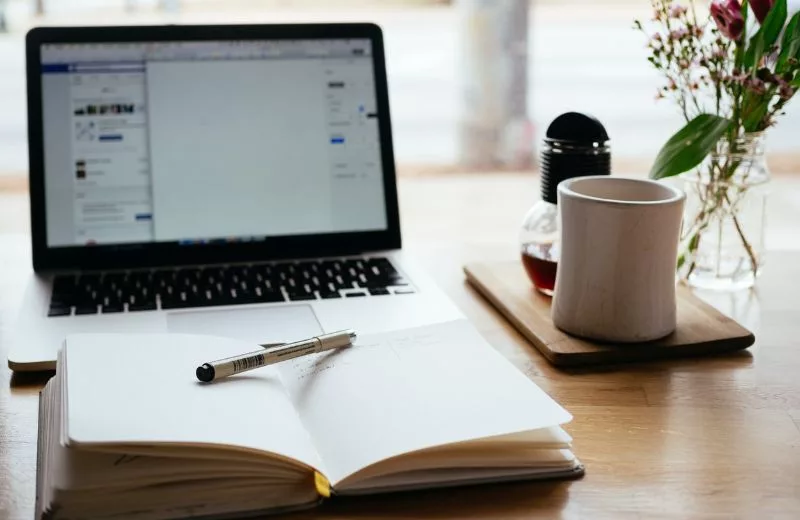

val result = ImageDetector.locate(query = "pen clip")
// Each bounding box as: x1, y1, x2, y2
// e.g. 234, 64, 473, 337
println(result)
259, 342, 287, 350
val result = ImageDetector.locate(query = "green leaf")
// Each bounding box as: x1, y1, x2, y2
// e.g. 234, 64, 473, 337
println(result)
688, 233, 701, 252
762, 0, 787, 45
744, 0, 788, 69
740, 88, 774, 132
742, 97, 771, 132
735, 0, 749, 70
649, 115, 733, 180
777, 11, 800, 71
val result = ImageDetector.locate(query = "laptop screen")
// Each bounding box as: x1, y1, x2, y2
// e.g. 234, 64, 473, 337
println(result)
39, 38, 388, 248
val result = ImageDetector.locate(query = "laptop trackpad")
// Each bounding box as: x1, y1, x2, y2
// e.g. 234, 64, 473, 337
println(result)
165, 305, 323, 345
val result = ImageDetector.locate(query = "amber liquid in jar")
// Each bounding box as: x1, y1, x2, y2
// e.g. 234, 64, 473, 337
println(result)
521, 243, 558, 295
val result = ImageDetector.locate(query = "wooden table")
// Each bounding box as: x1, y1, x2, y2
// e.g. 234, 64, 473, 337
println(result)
2, 174, 800, 519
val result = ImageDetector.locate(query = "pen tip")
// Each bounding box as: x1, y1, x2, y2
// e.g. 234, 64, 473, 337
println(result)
196, 364, 215, 383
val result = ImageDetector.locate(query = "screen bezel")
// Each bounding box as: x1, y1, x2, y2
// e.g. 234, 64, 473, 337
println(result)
26, 23, 401, 271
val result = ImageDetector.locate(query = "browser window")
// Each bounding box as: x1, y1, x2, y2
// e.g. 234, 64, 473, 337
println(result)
40, 39, 387, 247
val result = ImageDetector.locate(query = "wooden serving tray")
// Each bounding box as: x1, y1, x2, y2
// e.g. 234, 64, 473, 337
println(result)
464, 261, 755, 367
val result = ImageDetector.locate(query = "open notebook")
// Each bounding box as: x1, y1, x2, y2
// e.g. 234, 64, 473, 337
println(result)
36, 320, 583, 520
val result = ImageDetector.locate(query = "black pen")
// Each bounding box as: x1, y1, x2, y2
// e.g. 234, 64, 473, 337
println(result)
196, 330, 356, 382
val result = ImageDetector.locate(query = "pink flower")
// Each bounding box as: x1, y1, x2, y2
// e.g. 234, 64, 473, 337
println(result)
670, 28, 690, 39
776, 78, 795, 99
750, 0, 774, 24
745, 77, 767, 94
710, 0, 745, 40
670, 4, 688, 17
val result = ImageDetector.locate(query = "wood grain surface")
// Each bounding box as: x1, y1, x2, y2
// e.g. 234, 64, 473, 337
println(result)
2, 174, 800, 519
465, 261, 755, 366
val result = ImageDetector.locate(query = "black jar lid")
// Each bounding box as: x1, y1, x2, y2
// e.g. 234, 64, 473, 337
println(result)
545, 111, 609, 143
541, 112, 610, 204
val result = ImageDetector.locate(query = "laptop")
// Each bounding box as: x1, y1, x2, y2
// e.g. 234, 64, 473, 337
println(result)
9, 23, 464, 371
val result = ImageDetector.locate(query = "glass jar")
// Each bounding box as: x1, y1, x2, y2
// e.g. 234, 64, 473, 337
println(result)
520, 200, 560, 295
519, 112, 611, 295
677, 133, 770, 291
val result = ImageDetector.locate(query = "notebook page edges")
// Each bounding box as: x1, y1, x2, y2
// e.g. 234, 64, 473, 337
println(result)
63, 333, 324, 474
43, 354, 322, 520
276, 319, 573, 486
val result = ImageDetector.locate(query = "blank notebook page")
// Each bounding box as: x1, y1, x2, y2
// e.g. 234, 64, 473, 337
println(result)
63, 333, 324, 473
277, 320, 573, 485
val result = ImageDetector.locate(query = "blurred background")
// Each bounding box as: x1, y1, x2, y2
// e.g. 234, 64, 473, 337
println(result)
0, 0, 798, 183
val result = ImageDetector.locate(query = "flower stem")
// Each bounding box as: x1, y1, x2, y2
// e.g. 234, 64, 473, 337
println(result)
727, 196, 759, 274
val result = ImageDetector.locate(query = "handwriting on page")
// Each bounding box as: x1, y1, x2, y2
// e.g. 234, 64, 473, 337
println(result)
384, 332, 441, 351
291, 353, 341, 381
288, 332, 442, 380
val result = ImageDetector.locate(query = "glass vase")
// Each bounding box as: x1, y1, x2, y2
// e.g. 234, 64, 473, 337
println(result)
677, 133, 770, 291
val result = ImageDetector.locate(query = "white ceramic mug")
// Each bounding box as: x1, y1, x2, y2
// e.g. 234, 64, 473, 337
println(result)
551, 176, 686, 343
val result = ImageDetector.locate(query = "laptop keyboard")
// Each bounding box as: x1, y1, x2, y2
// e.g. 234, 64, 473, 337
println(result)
47, 257, 415, 317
